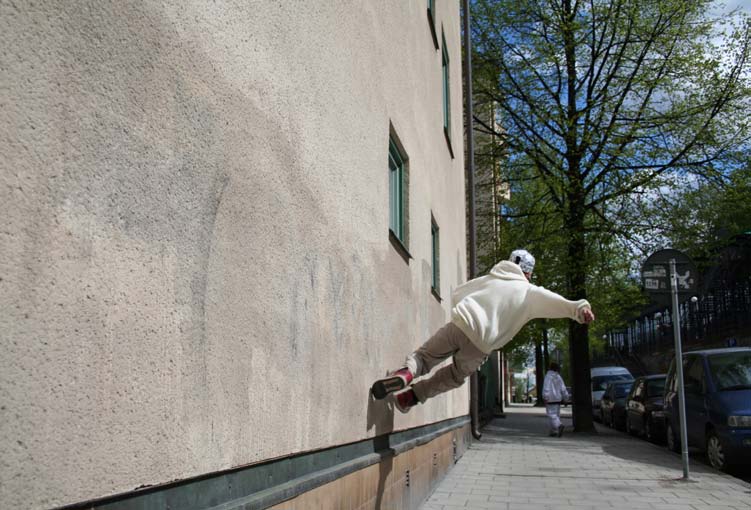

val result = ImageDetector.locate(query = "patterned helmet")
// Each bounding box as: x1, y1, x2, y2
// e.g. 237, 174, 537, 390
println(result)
509, 249, 535, 274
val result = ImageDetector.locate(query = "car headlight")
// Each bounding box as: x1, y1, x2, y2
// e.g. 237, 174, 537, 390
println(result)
727, 416, 751, 427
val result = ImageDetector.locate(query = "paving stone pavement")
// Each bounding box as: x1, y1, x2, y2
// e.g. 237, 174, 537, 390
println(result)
421, 405, 751, 510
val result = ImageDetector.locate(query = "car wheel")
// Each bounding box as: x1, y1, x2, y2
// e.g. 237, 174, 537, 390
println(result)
666, 423, 679, 452
706, 430, 728, 472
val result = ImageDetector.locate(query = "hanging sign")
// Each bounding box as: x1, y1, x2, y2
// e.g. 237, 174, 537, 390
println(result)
641, 249, 697, 305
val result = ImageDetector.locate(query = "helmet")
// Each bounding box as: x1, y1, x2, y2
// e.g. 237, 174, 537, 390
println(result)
509, 249, 535, 274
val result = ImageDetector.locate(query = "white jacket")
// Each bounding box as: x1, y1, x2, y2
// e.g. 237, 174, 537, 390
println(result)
543, 370, 569, 404
451, 260, 591, 354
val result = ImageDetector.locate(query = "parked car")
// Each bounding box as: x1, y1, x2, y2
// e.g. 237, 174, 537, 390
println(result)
600, 380, 633, 430
625, 374, 667, 442
663, 347, 751, 472
591, 366, 634, 420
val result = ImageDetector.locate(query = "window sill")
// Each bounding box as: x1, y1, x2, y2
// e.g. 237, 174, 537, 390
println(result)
431, 287, 442, 303
389, 230, 412, 264
427, 10, 439, 50
444, 127, 454, 158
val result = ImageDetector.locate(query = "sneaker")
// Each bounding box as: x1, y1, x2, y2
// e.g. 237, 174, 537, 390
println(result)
558, 424, 565, 437
371, 368, 414, 400
394, 389, 417, 414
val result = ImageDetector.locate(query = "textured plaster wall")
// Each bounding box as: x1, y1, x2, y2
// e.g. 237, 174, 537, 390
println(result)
0, 1, 467, 508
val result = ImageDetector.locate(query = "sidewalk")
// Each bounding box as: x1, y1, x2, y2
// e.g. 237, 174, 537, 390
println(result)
421, 405, 750, 510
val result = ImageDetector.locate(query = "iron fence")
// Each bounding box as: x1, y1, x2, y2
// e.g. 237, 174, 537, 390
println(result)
603, 277, 751, 358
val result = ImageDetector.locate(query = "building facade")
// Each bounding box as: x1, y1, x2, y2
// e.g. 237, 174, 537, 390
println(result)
0, 1, 469, 509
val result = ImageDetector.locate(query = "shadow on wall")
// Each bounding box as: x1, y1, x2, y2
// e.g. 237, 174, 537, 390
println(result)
366, 391, 395, 509
457, 249, 464, 284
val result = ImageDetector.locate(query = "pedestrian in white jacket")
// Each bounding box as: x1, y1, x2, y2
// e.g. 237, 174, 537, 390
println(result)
371, 249, 595, 413
543, 362, 570, 437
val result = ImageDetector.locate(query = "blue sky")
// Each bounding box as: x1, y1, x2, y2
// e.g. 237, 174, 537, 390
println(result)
713, 0, 751, 14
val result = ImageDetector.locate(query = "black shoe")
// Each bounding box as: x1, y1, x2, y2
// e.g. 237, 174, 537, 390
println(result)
558, 425, 565, 437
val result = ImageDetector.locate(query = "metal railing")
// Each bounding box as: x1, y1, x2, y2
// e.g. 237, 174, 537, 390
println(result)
601, 278, 751, 359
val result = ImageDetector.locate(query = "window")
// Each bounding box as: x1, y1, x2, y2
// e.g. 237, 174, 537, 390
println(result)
427, 0, 438, 48
431, 216, 440, 297
592, 374, 631, 391
441, 31, 452, 154
684, 357, 706, 395
614, 382, 632, 398
708, 352, 751, 391
646, 378, 666, 397
388, 135, 409, 253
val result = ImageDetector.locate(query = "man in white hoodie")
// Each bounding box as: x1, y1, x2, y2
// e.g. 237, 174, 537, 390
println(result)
371, 249, 595, 413
542, 362, 570, 437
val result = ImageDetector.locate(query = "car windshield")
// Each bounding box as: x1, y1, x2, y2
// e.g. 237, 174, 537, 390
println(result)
592, 374, 632, 391
646, 379, 665, 397
708, 352, 751, 391
614, 383, 632, 398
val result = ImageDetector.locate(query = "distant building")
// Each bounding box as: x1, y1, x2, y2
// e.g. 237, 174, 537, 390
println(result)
0, 2, 469, 509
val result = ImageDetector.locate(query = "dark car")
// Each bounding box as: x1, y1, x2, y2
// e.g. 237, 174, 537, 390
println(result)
625, 374, 667, 442
664, 347, 751, 472
600, 380, 633, 430
591, 367, 634, 420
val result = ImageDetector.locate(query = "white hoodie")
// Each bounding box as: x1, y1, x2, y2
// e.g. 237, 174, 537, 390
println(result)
543, 370, 569, 404
451, 260, 591, 354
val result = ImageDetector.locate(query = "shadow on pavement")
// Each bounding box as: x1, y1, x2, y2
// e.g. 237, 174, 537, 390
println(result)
482, 405, 751, 483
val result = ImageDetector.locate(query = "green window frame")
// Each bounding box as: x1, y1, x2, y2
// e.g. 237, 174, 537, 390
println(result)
441, 31, 451, 139
389, 137, 406, 244
431, 217, 440, 296
427, 0, 438, 48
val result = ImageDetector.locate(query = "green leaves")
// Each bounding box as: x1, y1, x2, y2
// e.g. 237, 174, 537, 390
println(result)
471, 0, 750, 359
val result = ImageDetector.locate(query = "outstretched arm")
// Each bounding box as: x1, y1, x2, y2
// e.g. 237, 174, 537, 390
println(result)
527, 285, 595, 324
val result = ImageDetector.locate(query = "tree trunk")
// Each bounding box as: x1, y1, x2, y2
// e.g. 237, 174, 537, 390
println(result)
566, 201, 595, 432
534, 336, 544, 407
561, 0, 594, 432
504, 354, 511, 405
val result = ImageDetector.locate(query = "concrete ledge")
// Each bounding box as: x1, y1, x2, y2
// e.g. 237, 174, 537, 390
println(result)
57, 416, 470, 510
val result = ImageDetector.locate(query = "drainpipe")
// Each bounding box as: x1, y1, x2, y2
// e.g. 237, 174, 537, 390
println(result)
462, 0, 481, 440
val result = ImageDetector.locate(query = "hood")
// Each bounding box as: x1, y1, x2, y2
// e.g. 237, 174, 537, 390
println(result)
646, 398, 664, 411
489, 260, 529, 281
710, 389, 751, 415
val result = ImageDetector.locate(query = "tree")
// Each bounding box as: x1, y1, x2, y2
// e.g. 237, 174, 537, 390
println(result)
471, 0, 751, 430
648, 164, 751, 266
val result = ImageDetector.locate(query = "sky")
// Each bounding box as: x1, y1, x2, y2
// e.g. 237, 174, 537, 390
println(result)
712, 0, 751, 15
721, 0, 751, 11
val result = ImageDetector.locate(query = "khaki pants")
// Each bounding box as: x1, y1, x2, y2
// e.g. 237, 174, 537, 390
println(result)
405, 322, 487, 403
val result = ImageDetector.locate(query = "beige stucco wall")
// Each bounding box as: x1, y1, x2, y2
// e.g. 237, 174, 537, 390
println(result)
0, 1, 467, 508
